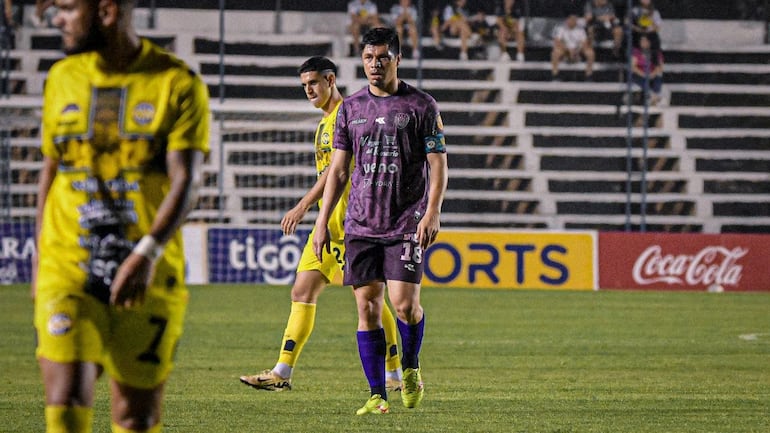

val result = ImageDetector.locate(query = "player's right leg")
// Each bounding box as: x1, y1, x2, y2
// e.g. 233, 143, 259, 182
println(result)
35, 288, 106, 433
240, 235, 341, 391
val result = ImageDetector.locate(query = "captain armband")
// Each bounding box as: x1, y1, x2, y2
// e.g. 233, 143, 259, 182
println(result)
424, 134, 446, 153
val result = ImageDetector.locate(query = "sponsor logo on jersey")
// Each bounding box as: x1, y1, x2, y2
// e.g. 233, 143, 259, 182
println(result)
48, 313, 73, 336
132, 102, 155, 126
375, 117, 386, 125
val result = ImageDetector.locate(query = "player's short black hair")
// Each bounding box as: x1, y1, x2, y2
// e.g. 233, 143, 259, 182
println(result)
298, 56, 337, 76
361, 27, 401, 56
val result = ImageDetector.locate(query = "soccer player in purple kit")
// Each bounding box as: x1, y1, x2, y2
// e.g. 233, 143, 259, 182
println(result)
312, 27, 448, 415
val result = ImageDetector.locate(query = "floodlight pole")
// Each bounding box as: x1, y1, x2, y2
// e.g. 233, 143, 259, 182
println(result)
623, 0, 634, 231
218, 0, 226, 223
416, 0, 424, 87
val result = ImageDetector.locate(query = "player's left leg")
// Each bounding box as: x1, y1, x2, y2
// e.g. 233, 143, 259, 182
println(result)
109, 381, 163, 432
105, 289, 186, 432
383, 235, 425, 409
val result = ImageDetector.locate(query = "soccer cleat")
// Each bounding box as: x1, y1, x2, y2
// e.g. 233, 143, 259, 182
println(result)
239, 369, 292, 391
401, 367, 424, 408
356, 394, 390, 415
386, 378, 403, 392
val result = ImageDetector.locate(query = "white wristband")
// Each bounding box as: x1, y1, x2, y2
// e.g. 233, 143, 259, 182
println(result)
133, 235, 164, 261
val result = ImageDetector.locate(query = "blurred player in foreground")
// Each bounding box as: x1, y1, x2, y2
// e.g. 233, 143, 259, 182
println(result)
33, 0, 209, 431
239, 56, 403, 393
313, 27, 448, 415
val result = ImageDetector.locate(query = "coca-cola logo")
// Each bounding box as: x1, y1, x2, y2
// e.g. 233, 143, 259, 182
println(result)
632, 245, 747, 287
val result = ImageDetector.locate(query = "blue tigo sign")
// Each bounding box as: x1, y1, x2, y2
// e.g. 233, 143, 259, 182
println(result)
208, 227, 312, 284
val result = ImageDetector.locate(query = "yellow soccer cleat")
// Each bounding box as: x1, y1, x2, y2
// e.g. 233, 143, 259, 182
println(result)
239, 369, 292, 391
401, 368, 424, 408
355, 394, 390, 415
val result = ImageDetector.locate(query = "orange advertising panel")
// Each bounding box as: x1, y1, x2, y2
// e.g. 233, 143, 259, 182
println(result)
423, 230, 596, 290
599, 232, 770, 292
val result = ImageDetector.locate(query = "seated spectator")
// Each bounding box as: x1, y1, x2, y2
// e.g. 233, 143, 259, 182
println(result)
431, 0, 486, 61
390, 0, 420, 59
30, 0, 55, 28
347, 0, 382, 56
631, 32, 664, 105
1, 0, 15, 49
494, 0, 526, 62
584, 0, 623, 56
550, 13, 595, 81
630, 0, 662, 38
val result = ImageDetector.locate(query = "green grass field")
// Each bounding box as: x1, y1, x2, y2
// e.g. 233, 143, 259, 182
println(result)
2, 284, 769, 433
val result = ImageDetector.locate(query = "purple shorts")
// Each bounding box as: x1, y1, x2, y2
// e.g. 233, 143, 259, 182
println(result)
343, 234, 424, 286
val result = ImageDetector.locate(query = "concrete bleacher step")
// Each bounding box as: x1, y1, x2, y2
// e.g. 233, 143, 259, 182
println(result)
687, 136, 769, 150
672, 92, 770, 106
518, 89, 625, 105
679, 114, 770, 128
526, 111, 661, 128
705, 179, 770, 195
540, 155, 679, 172
549, 179, 688, 194
194, 37, 332, 57
697, 158, 770, 173
533, 135, 670, 149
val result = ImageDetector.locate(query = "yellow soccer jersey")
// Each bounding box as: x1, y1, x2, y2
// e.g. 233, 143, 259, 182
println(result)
315, 100, 350, 242
37, 39, 210, 293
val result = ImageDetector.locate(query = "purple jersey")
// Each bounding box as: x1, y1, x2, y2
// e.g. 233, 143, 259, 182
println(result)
335, 80, 446, 238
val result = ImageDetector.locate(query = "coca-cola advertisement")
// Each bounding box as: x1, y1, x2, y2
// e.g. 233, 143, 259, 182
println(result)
599, 232, 770, 292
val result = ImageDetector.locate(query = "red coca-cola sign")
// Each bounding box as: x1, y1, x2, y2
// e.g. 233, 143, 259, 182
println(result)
599, 232, 770, 292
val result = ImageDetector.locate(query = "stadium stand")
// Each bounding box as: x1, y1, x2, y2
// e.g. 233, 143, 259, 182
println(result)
1, 4, 769, 233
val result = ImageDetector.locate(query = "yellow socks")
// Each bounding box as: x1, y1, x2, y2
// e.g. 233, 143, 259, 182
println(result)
381, 304, 402, 374
45, 405, 93, 433
276, 302, 317, 369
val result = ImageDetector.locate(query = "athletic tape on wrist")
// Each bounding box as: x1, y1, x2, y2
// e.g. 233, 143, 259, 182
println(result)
133, 235, 164, 261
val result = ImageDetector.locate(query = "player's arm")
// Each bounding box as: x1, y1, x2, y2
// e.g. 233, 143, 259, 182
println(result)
281, 167, 329, 235
312, 149, 351, 260
416, 151, 448, 250
31, 155, 58, 300
110, 148, 205, 307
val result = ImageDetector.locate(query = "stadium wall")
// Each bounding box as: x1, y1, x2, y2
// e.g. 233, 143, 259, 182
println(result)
3, 222, 769, 292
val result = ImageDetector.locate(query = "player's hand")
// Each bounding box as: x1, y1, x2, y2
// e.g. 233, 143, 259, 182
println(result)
312, 225, 331, 261
109, 253, 154, 308
281, 204, 307, 235
416, 209, 441, 250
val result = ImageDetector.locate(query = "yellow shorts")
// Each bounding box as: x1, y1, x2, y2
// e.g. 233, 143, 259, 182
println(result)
34, 284, 188, 389
296, 226, 345, 282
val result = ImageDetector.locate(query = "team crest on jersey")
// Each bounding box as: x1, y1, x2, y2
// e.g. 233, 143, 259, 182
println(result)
132, 102, 155, 125
48, 313, 73, 336
395, 113, 410, 129
321, 131, 331, 146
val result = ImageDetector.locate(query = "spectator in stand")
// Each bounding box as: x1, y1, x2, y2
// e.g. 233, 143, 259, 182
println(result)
431, 0, 486, 61
550, 13, 595, 81
584, 0, 623, 57
348, 0, 382, 56
1, 0, 15, 49
494, 0, 526, 62
631, 32, 664, 105
30, 0, 55, 28
390, 0, 421, 59
630, 0, 662, 38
